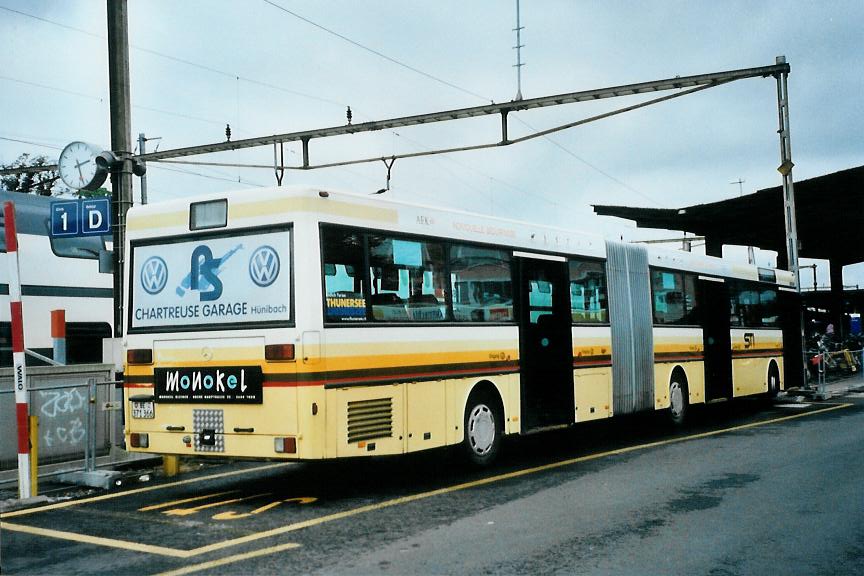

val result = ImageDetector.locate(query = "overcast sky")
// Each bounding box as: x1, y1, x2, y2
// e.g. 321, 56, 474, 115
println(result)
2, 1, 862, 285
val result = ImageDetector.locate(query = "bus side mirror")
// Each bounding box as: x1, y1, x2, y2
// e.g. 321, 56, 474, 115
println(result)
99, 249, 113, 274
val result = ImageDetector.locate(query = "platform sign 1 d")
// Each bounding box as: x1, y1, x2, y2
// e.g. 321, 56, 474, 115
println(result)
51, 200, 80, 237
81, 198, 111, 235
50, 198, 111, 237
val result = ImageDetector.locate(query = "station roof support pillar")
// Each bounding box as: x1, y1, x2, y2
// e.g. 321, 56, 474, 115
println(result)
705, 236, 723, 258
830, 261, 846, 338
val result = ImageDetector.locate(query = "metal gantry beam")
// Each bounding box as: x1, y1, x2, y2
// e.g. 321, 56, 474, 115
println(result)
0, 61, 790, 178
155, 79, 730, 173
136, 62, 790, 163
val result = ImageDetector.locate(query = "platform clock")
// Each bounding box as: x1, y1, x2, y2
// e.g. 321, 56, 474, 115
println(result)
58, 141, 109, 191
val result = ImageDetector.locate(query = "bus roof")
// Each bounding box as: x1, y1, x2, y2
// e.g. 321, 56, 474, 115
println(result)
126, 185, 795, 287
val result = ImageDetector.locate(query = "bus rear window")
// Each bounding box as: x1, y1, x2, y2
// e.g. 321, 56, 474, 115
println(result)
129, 226, 292, 332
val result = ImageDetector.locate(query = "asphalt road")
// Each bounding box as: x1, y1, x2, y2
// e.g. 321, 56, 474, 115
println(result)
1, 395, 862, 575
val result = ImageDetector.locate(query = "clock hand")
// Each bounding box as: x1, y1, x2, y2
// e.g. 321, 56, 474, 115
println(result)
77, 164, 85, 183
75, 159, 91, 168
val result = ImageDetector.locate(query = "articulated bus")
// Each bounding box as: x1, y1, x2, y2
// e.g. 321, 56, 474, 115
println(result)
123, 187, 796, 466
0, 191, 113, 366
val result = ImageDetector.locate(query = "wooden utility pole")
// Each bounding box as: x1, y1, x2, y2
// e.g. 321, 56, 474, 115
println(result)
107, 0, 133, 337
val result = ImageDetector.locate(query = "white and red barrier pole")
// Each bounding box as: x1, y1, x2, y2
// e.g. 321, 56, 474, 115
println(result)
5, 201, 31, 499
51, 309, 66, 365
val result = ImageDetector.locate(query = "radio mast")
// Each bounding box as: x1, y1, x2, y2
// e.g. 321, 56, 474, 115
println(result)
513, 0, 525, 101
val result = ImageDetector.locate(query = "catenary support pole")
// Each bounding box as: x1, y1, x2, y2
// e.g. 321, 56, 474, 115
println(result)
774, 55, 807, 389
4, 201, 31, 499
107, 0, 134, 338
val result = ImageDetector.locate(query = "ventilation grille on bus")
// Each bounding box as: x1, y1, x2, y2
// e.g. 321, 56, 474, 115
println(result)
347, 398, 393, 443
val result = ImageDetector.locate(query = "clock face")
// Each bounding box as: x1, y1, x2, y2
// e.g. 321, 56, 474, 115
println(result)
58, 141, 107, 191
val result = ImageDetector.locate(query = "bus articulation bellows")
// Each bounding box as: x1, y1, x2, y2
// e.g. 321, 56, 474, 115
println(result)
123, 187, 794, 465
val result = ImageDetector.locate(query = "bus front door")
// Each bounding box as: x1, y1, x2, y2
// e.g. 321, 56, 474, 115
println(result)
517, 255, 574, 431
699, 278, 733, 401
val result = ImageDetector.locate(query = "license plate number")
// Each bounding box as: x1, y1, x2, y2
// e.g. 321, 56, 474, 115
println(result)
132, 401, 154, 419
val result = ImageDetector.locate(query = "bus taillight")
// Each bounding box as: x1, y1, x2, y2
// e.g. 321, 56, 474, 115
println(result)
274, 437, 297, 454
127, 348, 153, 365
130, 433, 149, 448
265, 344, 295, 361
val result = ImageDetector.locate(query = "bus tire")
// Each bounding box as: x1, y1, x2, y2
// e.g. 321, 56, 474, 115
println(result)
461, 390, 502, 467
668, 373, 688, 426
767, 362, 780, 398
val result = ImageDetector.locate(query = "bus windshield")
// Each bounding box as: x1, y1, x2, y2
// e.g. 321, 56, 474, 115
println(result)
128, 226, 292, 333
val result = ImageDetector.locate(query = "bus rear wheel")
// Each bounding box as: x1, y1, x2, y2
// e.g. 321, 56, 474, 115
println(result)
668, 377, 688, 426
767, 363, 780, 398
462, 393, 502, 467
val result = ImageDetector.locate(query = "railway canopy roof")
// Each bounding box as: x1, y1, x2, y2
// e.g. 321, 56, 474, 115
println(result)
593, 165, 864, 267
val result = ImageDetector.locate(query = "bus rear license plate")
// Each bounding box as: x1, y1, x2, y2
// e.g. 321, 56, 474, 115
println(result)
154, 366, 264, 404
131, 401, 155, 419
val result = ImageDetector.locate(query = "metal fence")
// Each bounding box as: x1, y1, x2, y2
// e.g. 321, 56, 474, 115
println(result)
0, 364, 119, 471
804, 348, 864, 394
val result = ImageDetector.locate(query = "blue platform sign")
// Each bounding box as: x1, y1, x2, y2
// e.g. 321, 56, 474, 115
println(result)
81, 198, 111, 235
50, 201, 80, 237
50, 198, 111, 238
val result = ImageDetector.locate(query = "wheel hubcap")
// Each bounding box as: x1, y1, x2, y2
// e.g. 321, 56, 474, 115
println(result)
468, 404, 495, 455
670, 382, 684, 418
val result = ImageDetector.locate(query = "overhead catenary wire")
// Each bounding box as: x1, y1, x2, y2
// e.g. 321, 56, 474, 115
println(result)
3, 2, 752, 212
0, 5, 483, 193
261, 0, 492, 104
0, 5, 348, 110
1, 2, 592, 209
259, 0, 661, 206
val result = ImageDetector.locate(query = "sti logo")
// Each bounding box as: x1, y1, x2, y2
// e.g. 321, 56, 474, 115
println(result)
141, 257, 168, 295
248, 245, 280, 287
176, 244, 243, 302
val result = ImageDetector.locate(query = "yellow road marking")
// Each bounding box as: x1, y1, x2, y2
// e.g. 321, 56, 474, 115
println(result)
163, 493, 270, 517
0, 522, 191, 558
1, 403, 852, 560
138, 491, 239, 512
156, 542, 302, 576
181, 403, 856, 557
212, 497, 317, 521
0, 462, 292, 519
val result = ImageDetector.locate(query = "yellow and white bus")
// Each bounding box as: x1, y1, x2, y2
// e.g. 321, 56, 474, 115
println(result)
123, 187, 795, 466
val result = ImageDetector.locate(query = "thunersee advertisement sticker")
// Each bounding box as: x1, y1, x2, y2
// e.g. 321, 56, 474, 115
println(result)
131, 229, 291, 329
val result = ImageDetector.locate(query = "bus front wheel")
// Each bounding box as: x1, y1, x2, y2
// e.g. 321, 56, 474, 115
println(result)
462, 392, 502, 467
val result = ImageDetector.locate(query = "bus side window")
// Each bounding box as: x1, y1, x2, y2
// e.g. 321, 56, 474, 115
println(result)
568, 258, 608, 324
737, 286, 762, 328
681, 274, 699, 325
760, 287, 779, 327
449, 244, 512, 322
321, 226, 368, 323
651, 269, 686, 325
369, 235, 447, 322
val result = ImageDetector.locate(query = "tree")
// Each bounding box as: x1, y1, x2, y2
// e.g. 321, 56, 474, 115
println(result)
76, 187, 111, 199
0, 153, 61, 196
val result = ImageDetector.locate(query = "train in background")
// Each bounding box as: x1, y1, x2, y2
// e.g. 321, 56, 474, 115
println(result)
0, 191, 113, 366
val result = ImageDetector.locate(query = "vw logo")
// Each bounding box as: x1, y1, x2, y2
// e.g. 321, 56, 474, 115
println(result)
141, 256, 168, 295
248, 245, 280, 287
